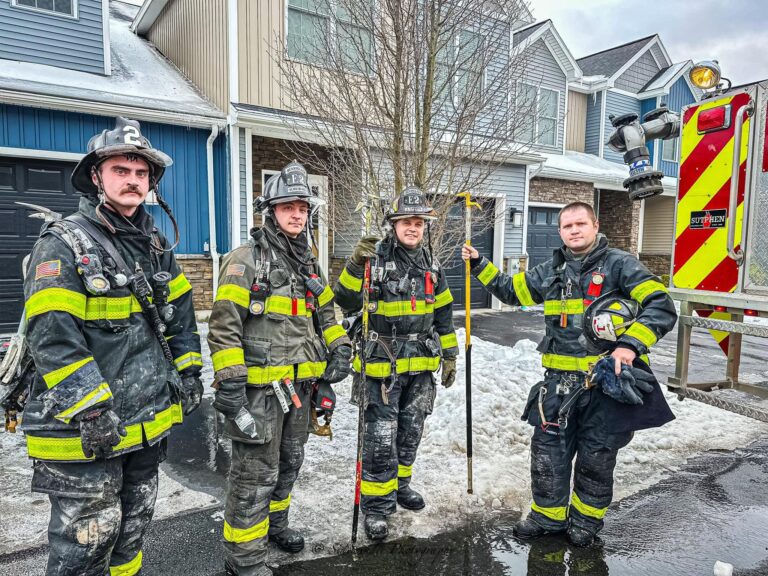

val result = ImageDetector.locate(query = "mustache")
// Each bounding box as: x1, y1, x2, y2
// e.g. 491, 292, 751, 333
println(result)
122, 185, 141, 194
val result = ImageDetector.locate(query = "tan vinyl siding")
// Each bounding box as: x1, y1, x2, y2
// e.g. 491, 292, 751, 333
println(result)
238, 0, 283, 108
565, 90, 586, 152
148, 0, 229, 111
642, 195, 675, 253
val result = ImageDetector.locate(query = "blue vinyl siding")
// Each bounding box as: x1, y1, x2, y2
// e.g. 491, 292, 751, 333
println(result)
0, 0, 105, 74
603, 91, 641, 163
0, 104, 223, 255
585, 91, 602, 156
659, 76, 694, 178
640, 97, 658, 162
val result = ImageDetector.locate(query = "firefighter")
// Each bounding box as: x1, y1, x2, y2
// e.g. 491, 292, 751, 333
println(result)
21, 117, 203, 576
334, 186, 459, 541
462, 201, 677, 547
208, 161, 351, 576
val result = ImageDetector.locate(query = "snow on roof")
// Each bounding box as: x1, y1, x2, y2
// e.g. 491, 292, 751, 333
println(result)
0, 1, 223, 122
641, 61, 689, 93
538, 150, 677, 194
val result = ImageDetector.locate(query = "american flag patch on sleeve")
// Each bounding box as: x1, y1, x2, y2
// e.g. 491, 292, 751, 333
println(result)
35, 260, 61, 280
226, 264, 246, 277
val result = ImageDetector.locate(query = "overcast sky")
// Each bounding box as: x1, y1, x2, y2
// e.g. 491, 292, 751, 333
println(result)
530, 0, 768, 86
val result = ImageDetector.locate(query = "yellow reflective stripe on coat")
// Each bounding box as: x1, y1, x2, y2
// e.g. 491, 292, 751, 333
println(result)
531, 502, 567, 522
110, 551, 143, 576
174, 351, 203, 372
361, 478, 398, 497
352, 356, 440, 377
215, 284, 250, 308
26, 403, 183, 461
246, 361, 327, 385
339, 268, 363, 292
440, 332, 458, 349
323, 324, 347, 348
223, 517, 269, 544
317, 285, 334, 307
477, 261, 500, 286
398, 464, 413, 478
512, 272, 536, 306
168, 273, 193, 302
372, 300, 434, 317
624, 322, 658, 348
262, 295, 312, 317
630, 280, 668, 304
212, 348, 245, 372
85, 296, 143, 321
434, 288, 454, 309
43, 356, 94, 389
570, 492, 607, 520
269, 494, 291, 512
26, 288, 87, 319
541, 354, 604, 372
543, 299, 583, 316
55, 382, 113, 422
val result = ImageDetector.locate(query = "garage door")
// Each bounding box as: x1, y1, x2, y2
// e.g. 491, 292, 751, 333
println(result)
0, 157, 79, 333
442, 199, 494, 309
526, 206, 562, 269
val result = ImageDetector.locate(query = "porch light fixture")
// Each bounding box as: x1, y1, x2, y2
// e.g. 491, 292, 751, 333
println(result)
509, 206, 523, 227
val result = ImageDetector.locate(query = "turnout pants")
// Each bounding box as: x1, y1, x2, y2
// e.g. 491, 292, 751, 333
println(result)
223, 382, 311, 575
356, 371, 436, 516
525, 374, 633, 536
32, 440, 165, 576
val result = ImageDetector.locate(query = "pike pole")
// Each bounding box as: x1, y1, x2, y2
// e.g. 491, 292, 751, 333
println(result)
457, 192, 480, 494
352, 203, 373, 545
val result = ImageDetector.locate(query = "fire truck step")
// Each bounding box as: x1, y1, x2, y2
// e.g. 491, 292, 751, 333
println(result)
681, 316, 768, 338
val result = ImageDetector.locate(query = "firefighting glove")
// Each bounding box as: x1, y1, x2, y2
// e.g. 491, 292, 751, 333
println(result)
180, 374, 204, 415
593, 357, 655, 405
213, 376, 247, 420
76, 405, 127, 459
320, 345, 353, 384
441, 357, 457, 388
351, 236, 380, 266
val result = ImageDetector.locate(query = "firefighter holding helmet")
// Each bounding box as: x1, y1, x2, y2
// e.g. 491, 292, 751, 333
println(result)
207, 161, 351, 575
334, 186, 459, 541
21, 117, 203, 575
462, 201, 677, 547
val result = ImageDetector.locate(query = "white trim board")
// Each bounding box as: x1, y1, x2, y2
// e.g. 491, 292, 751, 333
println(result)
0, 147, 84, 161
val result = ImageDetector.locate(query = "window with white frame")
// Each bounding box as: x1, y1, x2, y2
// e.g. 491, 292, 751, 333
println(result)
435, 29, 485, 109
11, 0, 76, 18
662, 136, 679, 162
287, 0, 373, 74
517, 83, 558, 146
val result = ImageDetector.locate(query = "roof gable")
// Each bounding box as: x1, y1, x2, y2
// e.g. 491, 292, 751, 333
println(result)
577, 35, 660, 78
513, 20, 581, 80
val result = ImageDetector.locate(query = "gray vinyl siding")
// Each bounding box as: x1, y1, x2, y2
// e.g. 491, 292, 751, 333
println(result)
615, 51, 660, 93
0, 0, 105, 74
493, 163, 526, 256
585, 91, 602, 156
239, 128, 248, 243
517, 39, 566, 153
660, 76, 695, 178
603, 91, 641, 163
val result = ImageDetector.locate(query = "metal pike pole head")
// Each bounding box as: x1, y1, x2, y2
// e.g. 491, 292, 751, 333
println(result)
15, 202, 63, 223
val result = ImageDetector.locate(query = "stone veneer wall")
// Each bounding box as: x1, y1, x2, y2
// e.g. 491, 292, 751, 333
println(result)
177, 255, 213, 311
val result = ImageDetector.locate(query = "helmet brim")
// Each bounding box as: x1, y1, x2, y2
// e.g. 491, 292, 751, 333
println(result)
71, 146, 172, 195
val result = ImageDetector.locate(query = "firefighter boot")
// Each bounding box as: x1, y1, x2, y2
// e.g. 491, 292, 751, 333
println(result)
566, 525, 595, 548
364, 514, 388, 541
513, 517, 566, 540
397, 485, 425, 510
269, 528, 305, 553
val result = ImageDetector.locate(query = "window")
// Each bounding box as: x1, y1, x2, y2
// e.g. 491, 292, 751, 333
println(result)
662, 137, 679, 163
287, 0, 373, 74
516, 83, 559, 146
435, 29, 486, 109
11, 0, 76, 18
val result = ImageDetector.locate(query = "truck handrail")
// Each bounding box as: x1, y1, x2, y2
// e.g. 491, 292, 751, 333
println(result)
727, 101, 754, 264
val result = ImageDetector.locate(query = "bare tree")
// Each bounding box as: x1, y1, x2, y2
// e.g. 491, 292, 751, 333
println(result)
273, 0, 544, 262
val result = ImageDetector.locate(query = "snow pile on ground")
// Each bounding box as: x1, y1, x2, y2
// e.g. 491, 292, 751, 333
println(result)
0, 432, 218, 556
267, 330, 768, 563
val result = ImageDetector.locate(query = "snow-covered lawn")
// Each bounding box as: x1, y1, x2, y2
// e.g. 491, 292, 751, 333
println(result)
2, 329, 766, 562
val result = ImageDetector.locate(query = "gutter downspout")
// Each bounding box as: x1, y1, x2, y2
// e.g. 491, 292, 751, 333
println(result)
207, 125, 220, 299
